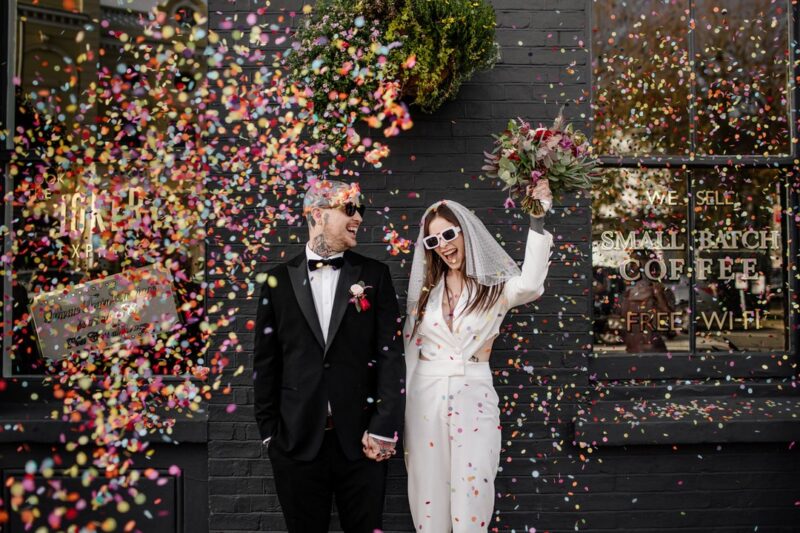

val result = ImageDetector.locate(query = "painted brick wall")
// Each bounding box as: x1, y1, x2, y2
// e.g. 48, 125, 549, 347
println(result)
205, 1, 800, 532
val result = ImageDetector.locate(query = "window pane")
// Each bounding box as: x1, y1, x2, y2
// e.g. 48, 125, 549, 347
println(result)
15, 1, 96, 146
692, 168, 787, 352
592, 0, 692, 156
694, 0, 791, 155
10, 1, 208, 375
593, 169, 691, 353
10, 164, 80, 374
593, 0, 794, 158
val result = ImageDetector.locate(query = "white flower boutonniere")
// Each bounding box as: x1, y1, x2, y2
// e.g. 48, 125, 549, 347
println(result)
349, 282, 372, 312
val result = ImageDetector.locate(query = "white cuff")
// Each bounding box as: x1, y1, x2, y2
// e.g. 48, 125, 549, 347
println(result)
368, 433, 395, 443
262, 437, 271, 445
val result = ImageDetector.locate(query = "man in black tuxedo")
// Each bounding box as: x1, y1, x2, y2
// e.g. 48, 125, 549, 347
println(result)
253, 180, 405, 533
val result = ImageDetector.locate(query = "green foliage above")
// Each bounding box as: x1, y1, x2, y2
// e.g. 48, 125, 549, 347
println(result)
284, 0, 411, 156
386, 0, 499, 113
288, 0, 499, 120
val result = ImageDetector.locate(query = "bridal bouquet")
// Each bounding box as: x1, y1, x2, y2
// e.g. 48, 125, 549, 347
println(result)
482, 114, 600, 216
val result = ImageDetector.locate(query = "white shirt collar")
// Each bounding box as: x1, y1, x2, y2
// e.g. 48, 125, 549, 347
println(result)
305, 243, 345, 262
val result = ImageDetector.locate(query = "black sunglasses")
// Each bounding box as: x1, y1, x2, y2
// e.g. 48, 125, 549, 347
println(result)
342, 202, 366, 217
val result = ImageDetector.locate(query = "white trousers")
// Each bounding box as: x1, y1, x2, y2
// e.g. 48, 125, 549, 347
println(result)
405, 359, 502, 532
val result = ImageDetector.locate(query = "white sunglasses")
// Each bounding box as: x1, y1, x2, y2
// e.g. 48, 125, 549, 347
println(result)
423, 226, 462, 249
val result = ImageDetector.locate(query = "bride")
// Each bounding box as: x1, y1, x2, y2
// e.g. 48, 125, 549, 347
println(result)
403, 180, 553, 532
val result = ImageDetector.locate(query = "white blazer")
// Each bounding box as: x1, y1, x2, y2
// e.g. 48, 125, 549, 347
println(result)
403, 228, 553, 389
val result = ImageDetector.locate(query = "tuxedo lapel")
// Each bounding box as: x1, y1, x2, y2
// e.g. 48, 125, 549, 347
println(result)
287, 253, 326, 349
325, 251, 363, 356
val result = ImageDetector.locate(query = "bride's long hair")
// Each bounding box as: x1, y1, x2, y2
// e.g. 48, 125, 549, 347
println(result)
412, 204, 504, 337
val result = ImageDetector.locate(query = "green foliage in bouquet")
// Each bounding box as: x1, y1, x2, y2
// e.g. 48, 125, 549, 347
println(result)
386, 0, 499, 113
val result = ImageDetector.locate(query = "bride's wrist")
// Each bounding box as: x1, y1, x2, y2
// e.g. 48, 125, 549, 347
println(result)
529, 215, 545, 234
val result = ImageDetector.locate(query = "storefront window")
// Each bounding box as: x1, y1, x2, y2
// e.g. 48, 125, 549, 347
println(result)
592, 0, 692, 156
592, 0, 791, 157
692, 169, 786, 352
7, 0, 209, 376
591, 0, 793, 357
592, 168, 691, 353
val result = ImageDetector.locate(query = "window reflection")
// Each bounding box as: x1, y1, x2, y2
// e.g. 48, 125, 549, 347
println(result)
592, 0, 691, 156
10, 0, 208, 375
693, 169, 787, 351
592, 169, 690, 353
592, 0, 792, 157
592, 167, 789, 354
592, 0, 793, 358
693, 0, 791, 155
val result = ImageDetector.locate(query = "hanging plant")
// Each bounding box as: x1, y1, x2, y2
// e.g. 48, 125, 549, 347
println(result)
386, 0, 499, 113
285, 0, 413, 163
285, 0, 498, 159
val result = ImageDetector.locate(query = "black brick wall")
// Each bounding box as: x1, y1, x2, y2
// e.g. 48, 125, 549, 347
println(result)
206, 1, 800, 531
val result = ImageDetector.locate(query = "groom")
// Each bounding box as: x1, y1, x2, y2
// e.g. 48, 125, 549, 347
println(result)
253, 180, 406, 532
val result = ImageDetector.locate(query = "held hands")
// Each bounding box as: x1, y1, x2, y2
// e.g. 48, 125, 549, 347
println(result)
362, 431, 397, 462
526, 178, 553, 218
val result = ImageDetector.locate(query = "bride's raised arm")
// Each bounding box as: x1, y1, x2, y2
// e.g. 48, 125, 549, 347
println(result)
503, 215, 554, 309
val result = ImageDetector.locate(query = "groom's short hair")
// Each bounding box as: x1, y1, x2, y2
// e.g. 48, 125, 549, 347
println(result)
303, 180, 351, 227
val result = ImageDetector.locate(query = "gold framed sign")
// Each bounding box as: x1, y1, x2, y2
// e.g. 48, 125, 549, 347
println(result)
29, 264, 180, 359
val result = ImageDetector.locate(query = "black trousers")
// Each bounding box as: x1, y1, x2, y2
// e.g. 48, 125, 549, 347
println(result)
269, 430, 388, 533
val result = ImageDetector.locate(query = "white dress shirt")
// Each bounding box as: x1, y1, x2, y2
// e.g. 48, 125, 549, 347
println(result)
306, 245, 344, 341
263, 244, 393, 445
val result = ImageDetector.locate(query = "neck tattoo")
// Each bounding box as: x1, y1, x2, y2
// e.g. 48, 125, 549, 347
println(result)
311, 235, 335, 258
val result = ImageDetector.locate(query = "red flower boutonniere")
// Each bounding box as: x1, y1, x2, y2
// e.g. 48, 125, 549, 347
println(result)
349, 282, 372, 312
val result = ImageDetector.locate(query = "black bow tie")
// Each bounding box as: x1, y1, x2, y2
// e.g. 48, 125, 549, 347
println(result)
308, 257, 345, 271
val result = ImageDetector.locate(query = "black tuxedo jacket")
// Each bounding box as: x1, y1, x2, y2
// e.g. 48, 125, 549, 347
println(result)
253, 249, 406, 461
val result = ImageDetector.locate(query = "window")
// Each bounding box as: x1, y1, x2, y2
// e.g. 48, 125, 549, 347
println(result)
591, 0, 796, 376
5, 0, 209, 376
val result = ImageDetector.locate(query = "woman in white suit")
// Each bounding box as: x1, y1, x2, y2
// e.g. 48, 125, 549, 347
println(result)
403, 181, 553, 532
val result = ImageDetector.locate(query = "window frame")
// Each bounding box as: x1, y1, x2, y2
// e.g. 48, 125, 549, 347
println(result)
589, 0, 800, 380
2, 0, 16, 379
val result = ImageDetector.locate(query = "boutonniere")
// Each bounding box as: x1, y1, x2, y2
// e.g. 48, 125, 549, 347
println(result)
349, 282, 372, 312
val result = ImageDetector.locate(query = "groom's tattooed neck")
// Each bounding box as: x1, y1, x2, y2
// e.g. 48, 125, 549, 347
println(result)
311, 235, 335, 257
